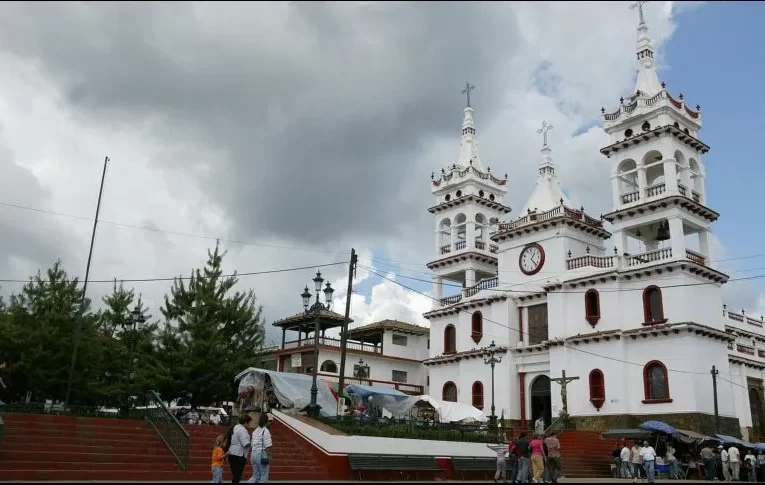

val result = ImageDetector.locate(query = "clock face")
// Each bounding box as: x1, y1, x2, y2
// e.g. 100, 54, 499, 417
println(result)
519, 243, 545, 276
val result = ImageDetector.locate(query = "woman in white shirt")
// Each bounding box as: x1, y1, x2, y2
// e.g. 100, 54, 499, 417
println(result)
249, 413, 273, 483
228, 414, 253, 484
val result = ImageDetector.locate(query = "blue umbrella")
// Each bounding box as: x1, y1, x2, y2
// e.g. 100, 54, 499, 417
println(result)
639, 420, 678, 436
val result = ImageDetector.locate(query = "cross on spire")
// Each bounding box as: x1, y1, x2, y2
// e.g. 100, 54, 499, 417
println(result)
536, 121, 553, 147
462, 82, 475, 107
631, 0, 647, 25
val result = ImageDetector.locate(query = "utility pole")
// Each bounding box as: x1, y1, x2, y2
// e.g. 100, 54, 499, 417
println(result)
337, 248, 357, 415
711, 365, 720, 434
64, 156, 110, 407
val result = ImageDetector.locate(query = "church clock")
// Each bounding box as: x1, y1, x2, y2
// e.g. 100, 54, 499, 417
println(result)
519, 243, 545, 276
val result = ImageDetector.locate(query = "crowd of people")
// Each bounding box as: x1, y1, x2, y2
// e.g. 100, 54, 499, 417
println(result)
488, 430, 562, 483
613, 439, 765, 482
215, 412, 273, 484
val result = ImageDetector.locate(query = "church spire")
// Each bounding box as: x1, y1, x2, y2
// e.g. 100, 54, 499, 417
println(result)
520, 121, 569, 214
536, 121, 555, 178
456, 82, 483, 170
631, 1, 662, 96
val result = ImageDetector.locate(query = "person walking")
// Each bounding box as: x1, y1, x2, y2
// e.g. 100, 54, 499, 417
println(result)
640, 441, 657, 483
228, 414, 252, 484
700, 444, 715, 481
211, 434, 227, 483
514, 432, 531, 483
720, 445, 731, 482
620, 442, 633, 479
665, 443, 679, 479
631, 441, 644, 482
529, 433, 546, 483
487, 433, 509, 483
544, 431, 562, 483
248, 413, 273, 483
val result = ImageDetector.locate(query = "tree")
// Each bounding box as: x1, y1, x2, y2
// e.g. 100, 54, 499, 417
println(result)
156, 242, 264, 406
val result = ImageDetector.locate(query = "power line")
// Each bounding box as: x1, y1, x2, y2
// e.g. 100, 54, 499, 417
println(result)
360, 264, 765, 295
364, 267, 751, 388
0, 261, 346, 285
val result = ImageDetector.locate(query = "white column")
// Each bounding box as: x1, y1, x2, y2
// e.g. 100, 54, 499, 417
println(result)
466, 219, 476, 249
664, 160, 679, 193
435, 228, 441, 253
611, 176, 621, 208
432, 276, 443, 301
451, 225, 458, 250
699, 230, 711, 266
637, 168, 647, 199
466, 269, 476, 288
614, 230, 629, 255
668, 217, 685, 260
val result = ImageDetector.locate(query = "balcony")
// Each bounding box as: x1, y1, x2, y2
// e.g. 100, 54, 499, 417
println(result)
618, 183, 704, 209
627, 248, 672, 267
737, 344, 756, 356
727, 311, 764, 328
566, 255, 615, 270
440, 294, 463, 306
317, 372, 424, 395
283, 336, 380, 354
645, 183, 666, 198
565, 247, 715, 272
463, 276, 498, 298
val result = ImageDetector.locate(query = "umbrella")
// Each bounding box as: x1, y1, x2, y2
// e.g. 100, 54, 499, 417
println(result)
639, 420, 678, 435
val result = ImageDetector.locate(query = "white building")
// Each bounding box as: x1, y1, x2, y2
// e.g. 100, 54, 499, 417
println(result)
269, 314, 428, 396
424, 11, 762, 438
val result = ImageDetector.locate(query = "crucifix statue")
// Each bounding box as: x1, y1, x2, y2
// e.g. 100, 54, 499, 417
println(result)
462, 82, 475, 107
550, 370, 579, 416
536, 121, 553, 147
631, 1, 647, 25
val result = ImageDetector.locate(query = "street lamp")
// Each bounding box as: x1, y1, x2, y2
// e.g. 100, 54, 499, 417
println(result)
120, 305, 145, 415
300, 270, 334, 418
483, 340, 502, 430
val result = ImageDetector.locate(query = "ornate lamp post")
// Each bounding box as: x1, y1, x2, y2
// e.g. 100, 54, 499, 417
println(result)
301, 271, 334, 418
483, 340, 502, 429
120, 305, 145, 415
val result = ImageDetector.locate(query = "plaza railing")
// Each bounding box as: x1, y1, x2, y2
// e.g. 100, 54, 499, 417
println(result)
317, 415, 517, 443
144, 390, 190, 470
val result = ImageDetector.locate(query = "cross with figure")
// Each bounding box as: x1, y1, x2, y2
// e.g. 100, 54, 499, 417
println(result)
631, 1, 647, 25
462, 82, 475, 107
550, 370, 579, 416
536, 121, 553, 147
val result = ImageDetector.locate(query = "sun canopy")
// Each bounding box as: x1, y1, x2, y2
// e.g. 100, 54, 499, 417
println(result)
714, 434, 755, 448
601, 428, 655, 440
235, 367, 337, 418
346, 383, 409, 400
639, 420, 677, 435
674, 428, 712, 444
362, 393, 487, 423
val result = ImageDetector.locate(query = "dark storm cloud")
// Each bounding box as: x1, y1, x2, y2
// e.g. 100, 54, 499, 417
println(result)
0, 1, 521, 247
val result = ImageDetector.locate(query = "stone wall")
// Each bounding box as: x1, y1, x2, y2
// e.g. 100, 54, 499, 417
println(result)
572, 412, 740, 437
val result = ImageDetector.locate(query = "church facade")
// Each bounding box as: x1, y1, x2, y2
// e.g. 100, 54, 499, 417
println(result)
424, 10, 764, 439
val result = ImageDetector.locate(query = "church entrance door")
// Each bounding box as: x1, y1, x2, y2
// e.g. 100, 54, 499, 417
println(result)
530, 375, 552, 430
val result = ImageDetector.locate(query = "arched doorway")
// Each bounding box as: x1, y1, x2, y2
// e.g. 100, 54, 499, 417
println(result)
530, 375, 552, 429
750, 387, 764, 441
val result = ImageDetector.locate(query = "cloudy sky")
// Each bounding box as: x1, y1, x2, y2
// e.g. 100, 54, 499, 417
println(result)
0, 1, 762, 346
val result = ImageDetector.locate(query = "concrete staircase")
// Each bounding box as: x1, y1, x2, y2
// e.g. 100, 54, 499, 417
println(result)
559, 430, 613, 478
0, 412, 335, 481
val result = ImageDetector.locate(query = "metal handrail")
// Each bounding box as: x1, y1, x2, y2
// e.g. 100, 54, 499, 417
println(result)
144, 390, 190, 470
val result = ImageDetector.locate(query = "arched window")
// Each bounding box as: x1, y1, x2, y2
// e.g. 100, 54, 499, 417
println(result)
643, 360, 672, 403
471, 311, 483, 344
642, 286, 665, 324
471, 381, 484, 409
319, 360, 338, 373
584, 290, 601, 326
588, 369, 605, 410
442, 381, 458, 402
444, 324, 456, 354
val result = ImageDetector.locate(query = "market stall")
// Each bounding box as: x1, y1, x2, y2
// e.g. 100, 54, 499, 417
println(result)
234, 367, 338, 418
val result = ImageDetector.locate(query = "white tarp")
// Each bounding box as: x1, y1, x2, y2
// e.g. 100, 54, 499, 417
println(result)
369, 393, 488, 423
234, 367, 337, 418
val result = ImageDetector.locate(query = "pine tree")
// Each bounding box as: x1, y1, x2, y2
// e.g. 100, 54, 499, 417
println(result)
157, 242, 264, 406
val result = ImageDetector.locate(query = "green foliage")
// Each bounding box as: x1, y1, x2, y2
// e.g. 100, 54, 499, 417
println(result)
0, 241, 264, 410
318, 417, 505, 443
154, 241, 264, 406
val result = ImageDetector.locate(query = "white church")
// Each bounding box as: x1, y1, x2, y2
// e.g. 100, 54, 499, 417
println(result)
423, 9, 765, 440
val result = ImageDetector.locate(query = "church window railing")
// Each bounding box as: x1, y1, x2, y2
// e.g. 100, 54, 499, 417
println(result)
685, 249, 705, 266
455, 240, 467, 251
621, 190, 640, 204
643, 360, 672, 404
628, 248, 672, 268
645, 183, 666, 198
471, 381, 484, 410
642, 286, 666, 325
440, 245, 451, 255
588, 369, 605, 410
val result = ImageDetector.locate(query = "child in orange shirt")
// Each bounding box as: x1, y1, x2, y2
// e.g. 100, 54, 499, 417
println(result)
211, 434, 227, 483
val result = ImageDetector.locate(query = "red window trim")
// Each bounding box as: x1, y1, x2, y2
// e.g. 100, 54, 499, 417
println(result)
584, 289, 601, 327
642, 360, 673, 404
471, 311, 483, 344
588, 369, 605, 410
444, 324, 456, 354
442, 381, 458, 402
642, 285, 668, 325
471, 381, 484, 409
